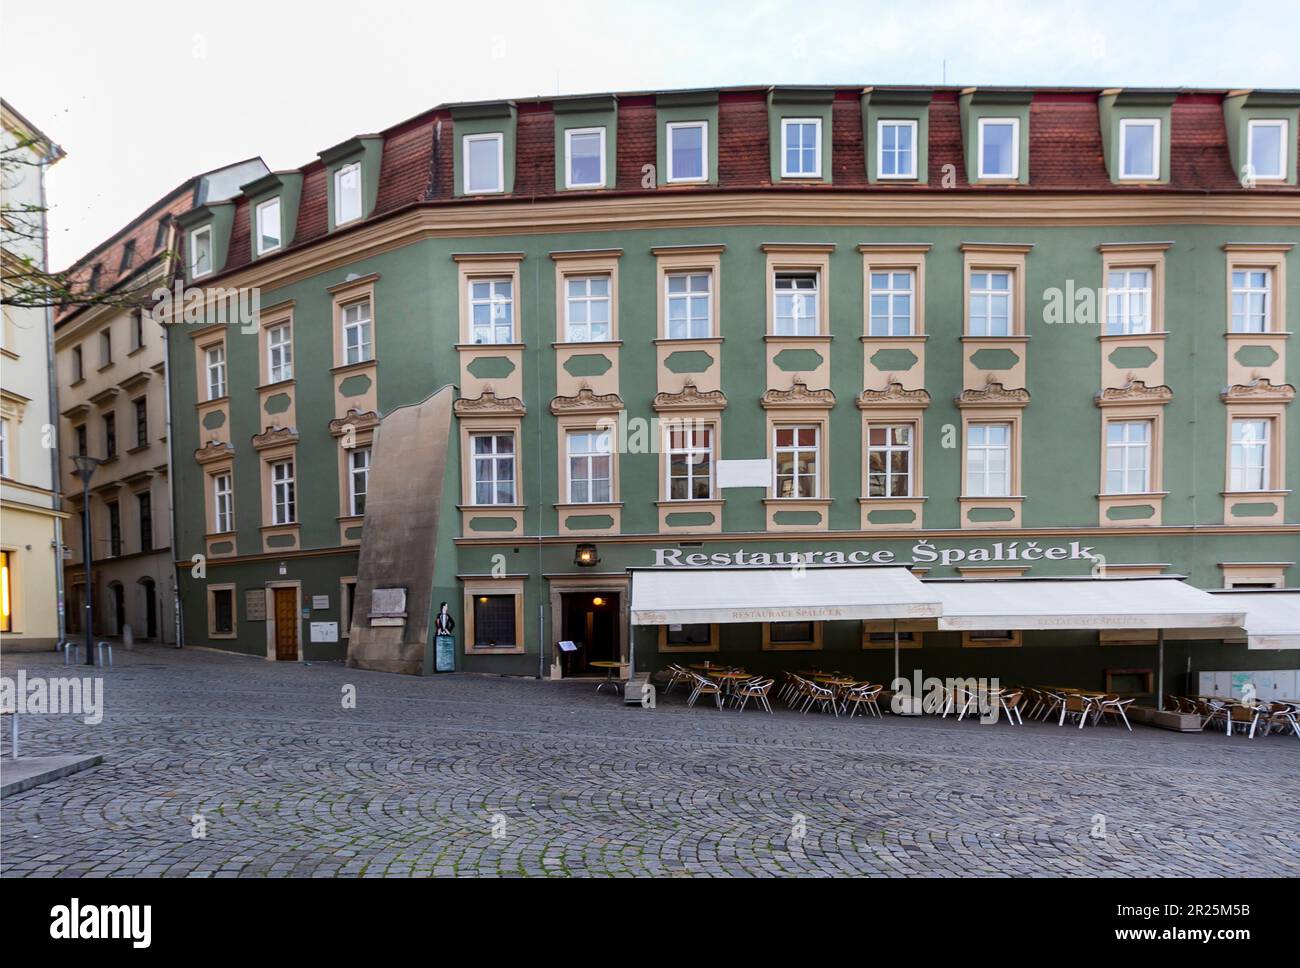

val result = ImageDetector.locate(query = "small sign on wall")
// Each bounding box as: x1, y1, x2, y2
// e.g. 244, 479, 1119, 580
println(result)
311, 595, 330, 610
310, 622, 339, 643
245, 590, 266, 621
716, 459, 771, 489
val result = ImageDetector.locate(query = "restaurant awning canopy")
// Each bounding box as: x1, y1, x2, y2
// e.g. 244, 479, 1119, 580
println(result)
629, 566, 943, 626
1207, 590, 1300, 650
929, 577, 1247, 631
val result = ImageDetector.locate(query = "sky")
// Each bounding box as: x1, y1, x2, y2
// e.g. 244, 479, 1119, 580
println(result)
3, 0, 1298, 269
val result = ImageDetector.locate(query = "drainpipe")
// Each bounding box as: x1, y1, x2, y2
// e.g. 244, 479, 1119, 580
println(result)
38, 141, 66, 645
160, 222, 183, 647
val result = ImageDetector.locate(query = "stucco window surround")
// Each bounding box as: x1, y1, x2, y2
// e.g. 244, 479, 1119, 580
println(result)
1223, 244, 1289, 335
329, 409, 378, 545
553, 95, 618, 193
202, 460, 235, 535
767, 87, 835, 184
1095, 393, 1170, 527
253, 432, 300, 552
858, 384, 930, 532
653, 406, 725, 535
452, 101, 517, 197
959, 89, 1031, 186
1097, 242, 1172, 393
761, 382, 835, 532
765, 244, 832, 337
551, 249, 622, 344
318, 135, 383, 230
656, 91, 719, 186
960, 244, 1031, 400
961, 244, 1030, 337
1221, 394, 1290, 527
862, 620, 926, 650
206, 583, 237, 640
455, 396, 525, 538
327, 274, 379, 369
1218, 562, 1291, 589
1098, 90, 1175, 185
455, 253, 524, 347
554, 412, 622, 537
860, 244, 930, 401
956, 386, 1027, 529
762, 621, 824, 652
463, 578, 526, 655
257, 300, 295, 388
1222, 91, 1299, 187
658, 622, 720, 654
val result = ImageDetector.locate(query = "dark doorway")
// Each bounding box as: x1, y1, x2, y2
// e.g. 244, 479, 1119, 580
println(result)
110, 582, 126, 635
559, 591, 619, 676
141, 578, 158, 639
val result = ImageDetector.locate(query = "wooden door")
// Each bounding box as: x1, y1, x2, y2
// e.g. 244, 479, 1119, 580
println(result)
273, 588, 298, 660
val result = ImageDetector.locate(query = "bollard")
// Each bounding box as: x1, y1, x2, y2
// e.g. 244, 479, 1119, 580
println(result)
95, 641, 113, 669
64, 643, 81, 665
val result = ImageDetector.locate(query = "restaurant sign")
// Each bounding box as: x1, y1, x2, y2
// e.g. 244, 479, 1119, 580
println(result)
652, 539, 1101, 569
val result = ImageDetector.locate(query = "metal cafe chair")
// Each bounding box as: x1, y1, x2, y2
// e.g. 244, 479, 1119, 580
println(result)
732, 678, 775, 714
686, 672, 724, 710
844, 683, 884, 719
1224, 702, 1264, 739
663, 664, 693, 696
1058, 693, 1093, 728
997, 689, 1025, 726
1093, 693, 1135, 731
800, 680, 839, 716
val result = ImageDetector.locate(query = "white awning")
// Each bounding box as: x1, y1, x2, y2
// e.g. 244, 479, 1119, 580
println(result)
931, 578, 1247, 631
1208, 590, 1300, 650
629, 566, 942, 626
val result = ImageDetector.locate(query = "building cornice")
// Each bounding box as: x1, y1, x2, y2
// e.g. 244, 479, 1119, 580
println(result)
1219, 378, 1297, 403
453, 389, 527, 417
652, 381, 729, 413
1095, 380, 1174, 407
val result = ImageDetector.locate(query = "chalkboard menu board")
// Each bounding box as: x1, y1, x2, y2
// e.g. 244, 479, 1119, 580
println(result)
245, 589, 267, 621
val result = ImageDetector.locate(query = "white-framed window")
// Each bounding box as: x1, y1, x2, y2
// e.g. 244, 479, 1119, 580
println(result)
1105, 420, 1151, 494
1106, 268, 1152, 335
977, 118, 1019, 179
966, 423, 1011, 497
566, 430, 612, 504
867, 423, 913, 497
471, 433, 515, 505
205, 344, 226, 400
666, 121, 707, 183
781, 118, 822, 177
564, 275, 611, 342
869, 270, 915, 336
271, 460, 296, 525
349, 447, 370, 516
342, 298, 373, 364
267, 323, 293, 382
877, 119, 917, 179
1231, 268, 1272, 332
667, 424, 714, 500
968, 270, 1012, 336
0, 417, 9, 478
464, 133, 504, 194
213, 473, 233, 533
565, 127, 606, 189
1247, 119, 1287, 180
1230, 419, 1270, 491
665, 272, 712, 339
189, 226, 212, 278
255, 197, 282, 255
334, 162, 362, 225
773, 271, 819, 336
1119, 119, 1160, 180
774, 425, 819, 498
469, 278, 514, 344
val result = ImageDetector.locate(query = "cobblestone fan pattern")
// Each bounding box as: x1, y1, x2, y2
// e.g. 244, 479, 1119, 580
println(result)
2, 647, 1297, 877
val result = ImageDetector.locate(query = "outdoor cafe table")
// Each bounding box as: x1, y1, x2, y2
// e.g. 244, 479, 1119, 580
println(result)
712, 669, 752, 695
590, 660, 624, 695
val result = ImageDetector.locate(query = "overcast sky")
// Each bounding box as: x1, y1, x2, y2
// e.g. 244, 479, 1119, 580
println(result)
4, 0, 1298, 268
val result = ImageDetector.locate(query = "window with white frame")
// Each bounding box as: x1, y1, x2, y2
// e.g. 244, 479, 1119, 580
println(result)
966, 423, 1011, 497
665, 272, 712, 338
977, 118, 1019, 179
565, 128, 606, 189
774, 425, 819, 498
342, 298, 373, 364
566, 430, 612, 503
0, 418, 9, 478
781, 118, 821, 177
773, 271, 819, 335
349, 447, 370, 516
667, 424, 713, 500
271, 460, 296, 524
1247, 119, 1287, 180
1119, 119, 1160, 180
867, 424, 913, 497
564, 275, 611, 342
255, 197, 282, 255
1105, 420, 1151, 494
267, 323, 293, 382
667, 121, 707, 182
869, 270, 915, 336
213, 473, 233, 533
469, 278, 514, 344
335, 163, 362, 224
189, 226, 212, 278
1230, 419, 1271, 491
877, 120, 917, 178
464, 133, 504, 194
968, 270, 1012, 336
1230, 268, 1272, 332
205, 344, 226, 400
1106, 268, 1152, 335
471, 433, 515, 505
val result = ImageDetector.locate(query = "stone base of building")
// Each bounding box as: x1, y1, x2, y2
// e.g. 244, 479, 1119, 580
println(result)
1, 636, 61, 652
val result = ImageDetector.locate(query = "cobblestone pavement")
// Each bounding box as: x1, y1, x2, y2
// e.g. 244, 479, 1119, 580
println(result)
2, 646, 1296, 877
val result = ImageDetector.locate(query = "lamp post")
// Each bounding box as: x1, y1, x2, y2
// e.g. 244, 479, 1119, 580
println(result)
71, 455, 103, 666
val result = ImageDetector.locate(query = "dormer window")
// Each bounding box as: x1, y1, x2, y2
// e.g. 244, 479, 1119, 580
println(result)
255, 197, 282, 254
781, 118, 822, 177
666, 122, 707, 183
877, 120, 917, 179
189, 226, 212, 279
565, 128, 606, 189
1247, 119, 1287, 180
1119, 119, 1160, 180
977, 118, 1019, 179
464, 133, 504, 194
335, 162, 362, 224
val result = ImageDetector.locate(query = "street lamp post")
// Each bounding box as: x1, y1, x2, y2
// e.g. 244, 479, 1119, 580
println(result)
71, 455, 103, 666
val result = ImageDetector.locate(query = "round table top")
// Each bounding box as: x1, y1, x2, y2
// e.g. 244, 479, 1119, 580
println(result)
589, 661, 624, 669
713, 670, 751, 679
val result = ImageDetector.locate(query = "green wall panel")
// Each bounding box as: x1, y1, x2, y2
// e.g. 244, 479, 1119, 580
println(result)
1233, 344, 1279, 367
1108, 345, 1159, 369
970, 348, 1020, 370
869, 348, 918, 371
773, 348, 824, 371
664, 350, 713, 373
562, 354, 613, 377
264, 393, 291, 414
466, 356, 516, 380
